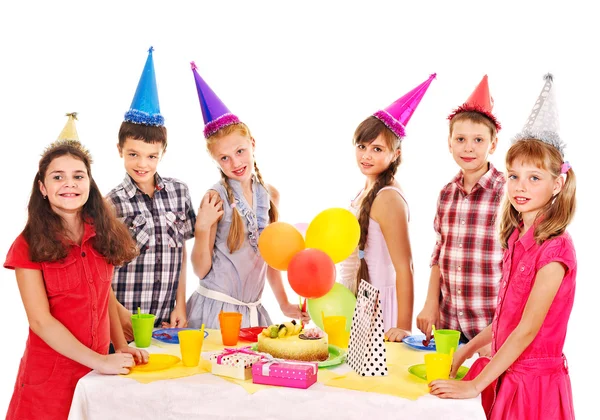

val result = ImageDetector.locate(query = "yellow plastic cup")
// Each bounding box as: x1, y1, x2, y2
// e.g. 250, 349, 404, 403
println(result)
130, 313, 156, 348
219, 312, 242, 346
433, 329, 461, 355
178, 330, 204, 367
424, 352, 452, 382
323, 315, 350, 348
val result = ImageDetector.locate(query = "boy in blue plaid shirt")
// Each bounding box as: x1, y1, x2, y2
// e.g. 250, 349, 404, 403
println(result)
107, 48, 196, 338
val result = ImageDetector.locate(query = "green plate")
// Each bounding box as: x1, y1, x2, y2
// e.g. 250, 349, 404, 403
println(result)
408, 364, 469, 381
250, 343, 346, 368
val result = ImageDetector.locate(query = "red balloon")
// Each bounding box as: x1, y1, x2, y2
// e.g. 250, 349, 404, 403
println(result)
287, 249, 336, 299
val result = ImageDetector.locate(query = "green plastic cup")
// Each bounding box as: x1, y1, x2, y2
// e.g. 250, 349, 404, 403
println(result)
131, 313, 156, 348
434, 329, 460, 355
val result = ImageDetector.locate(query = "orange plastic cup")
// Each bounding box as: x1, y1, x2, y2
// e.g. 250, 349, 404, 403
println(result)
219, 312, 242, 346
323, 315, 350, 348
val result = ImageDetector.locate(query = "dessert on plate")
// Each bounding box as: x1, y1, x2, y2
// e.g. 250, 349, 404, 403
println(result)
257, 321, 329, 362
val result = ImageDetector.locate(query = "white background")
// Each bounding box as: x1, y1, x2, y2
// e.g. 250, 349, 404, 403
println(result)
0, 0, 597, 416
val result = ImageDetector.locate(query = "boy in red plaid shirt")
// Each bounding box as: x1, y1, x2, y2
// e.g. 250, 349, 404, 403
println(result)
416, 76, 505, 355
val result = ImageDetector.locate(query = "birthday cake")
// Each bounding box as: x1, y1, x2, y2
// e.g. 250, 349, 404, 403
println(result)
257, 321, 329, 362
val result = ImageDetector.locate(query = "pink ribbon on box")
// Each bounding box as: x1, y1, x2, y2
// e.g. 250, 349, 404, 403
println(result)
216, 346, 260, 364
259, 353, 318, 376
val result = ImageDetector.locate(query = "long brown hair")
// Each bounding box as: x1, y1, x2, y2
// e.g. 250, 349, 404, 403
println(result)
498, 139, 576, 248
23, 141, 138, 265
206, 123, 278, 253
354, 116, 402, 292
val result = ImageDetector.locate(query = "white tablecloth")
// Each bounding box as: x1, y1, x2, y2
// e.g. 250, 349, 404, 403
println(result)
68, 345, 486, 420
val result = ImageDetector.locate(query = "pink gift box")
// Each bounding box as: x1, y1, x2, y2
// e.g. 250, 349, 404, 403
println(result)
252, 360, 318, 389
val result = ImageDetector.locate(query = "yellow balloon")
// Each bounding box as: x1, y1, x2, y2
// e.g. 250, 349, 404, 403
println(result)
305, 208, 360, 263
258, 222, 305, 271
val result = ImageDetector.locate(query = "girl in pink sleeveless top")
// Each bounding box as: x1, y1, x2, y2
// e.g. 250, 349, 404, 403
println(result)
339, 75, 434, 341
339, 116, 414, 342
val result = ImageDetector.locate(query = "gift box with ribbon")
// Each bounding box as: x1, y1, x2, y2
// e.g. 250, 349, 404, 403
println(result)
208, 347, 264, 380
251, 355, 319, 389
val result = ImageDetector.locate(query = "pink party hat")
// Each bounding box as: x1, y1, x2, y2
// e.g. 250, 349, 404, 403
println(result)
448, 75, 501, 131
373, 73, 436, 138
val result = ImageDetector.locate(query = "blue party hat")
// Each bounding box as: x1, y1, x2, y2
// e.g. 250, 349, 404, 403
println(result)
124, 47, 164, 126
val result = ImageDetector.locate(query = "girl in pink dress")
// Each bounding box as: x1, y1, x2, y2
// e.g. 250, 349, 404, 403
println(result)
339, 74, 435, 342
430, 74, 576, 420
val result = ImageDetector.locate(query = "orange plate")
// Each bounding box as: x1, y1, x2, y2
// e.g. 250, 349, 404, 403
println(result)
129, 354, 181, 373
238, 327, 267, 342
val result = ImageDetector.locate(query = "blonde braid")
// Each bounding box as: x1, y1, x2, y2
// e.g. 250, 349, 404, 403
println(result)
254, 161, 279, 223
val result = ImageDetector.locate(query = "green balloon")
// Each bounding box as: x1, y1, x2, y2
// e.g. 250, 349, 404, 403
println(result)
307, 283, 356, 331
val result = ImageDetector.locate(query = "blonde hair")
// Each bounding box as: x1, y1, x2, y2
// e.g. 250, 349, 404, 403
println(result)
353, 116, 401, 294
498, 139, 576, 248
206, 122, 279, 253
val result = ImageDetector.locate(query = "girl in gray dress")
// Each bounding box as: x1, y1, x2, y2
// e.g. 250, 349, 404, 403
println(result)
187, 63, 309, 329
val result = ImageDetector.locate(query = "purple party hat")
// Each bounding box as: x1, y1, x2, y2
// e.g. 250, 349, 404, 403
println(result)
373, 73, 436, 138
191, 62, 241, 138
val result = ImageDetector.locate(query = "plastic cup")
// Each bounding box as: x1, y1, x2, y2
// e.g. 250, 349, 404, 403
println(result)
433, 329, 461, 355
130, 313, 156, 348
323, 315, 350, 348
424, 352, 452, 382
178, 330, 204, 367
219, 312, 242, 346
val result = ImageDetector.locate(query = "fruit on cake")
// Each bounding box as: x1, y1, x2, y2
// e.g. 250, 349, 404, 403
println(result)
257, 321, 329, 362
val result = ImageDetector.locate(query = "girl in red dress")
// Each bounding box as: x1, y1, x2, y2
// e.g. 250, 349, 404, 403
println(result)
4, 137, 148, 419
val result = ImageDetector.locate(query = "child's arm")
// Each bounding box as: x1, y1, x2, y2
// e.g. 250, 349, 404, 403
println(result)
267, 267, 309, 322
116, 299, 134, 341
430, 261, 566, 399
265, 184, 310, 323
16, 268, 135, 374
416, 265, 441, 341
371, 189, 413, 341
449, 324, 492, 377
168, 243, 188, 327
191, 191, 223, 279
108, 288, 148, 364
417, 193, 444, 342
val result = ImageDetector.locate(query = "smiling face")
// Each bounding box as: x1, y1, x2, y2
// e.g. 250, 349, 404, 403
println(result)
209, 131, 255, 182
506, 159, 564, 223
355, 133, 400, 177
118, 137, 164, 188
448, 119, 497, 173
39, 154, 90, 217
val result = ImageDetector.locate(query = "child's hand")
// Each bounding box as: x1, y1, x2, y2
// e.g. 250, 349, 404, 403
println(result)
280, 301, 310, 323
384, 328, 410, 342
115, 346, 149, 365
165, 305, 188, 329
196, 193, 223, 231
429, 379, 479, 399
97, 353, 135, 375
416, 303, 439, 345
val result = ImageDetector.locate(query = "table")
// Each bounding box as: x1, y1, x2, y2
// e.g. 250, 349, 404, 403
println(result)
68, 330, 486, 420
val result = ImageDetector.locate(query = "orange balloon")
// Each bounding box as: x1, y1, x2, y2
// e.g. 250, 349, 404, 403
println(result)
258, 222, 305, 271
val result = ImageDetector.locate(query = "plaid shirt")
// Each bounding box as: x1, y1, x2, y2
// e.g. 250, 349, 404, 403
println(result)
107, 174, 196, 325
430, 163, 505, 340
